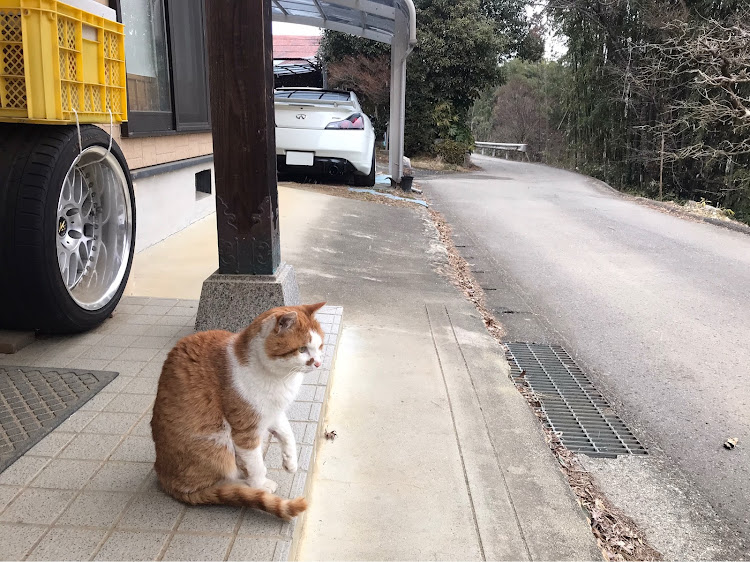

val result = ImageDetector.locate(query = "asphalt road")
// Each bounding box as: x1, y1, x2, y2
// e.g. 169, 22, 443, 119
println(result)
424, 154, 750, 549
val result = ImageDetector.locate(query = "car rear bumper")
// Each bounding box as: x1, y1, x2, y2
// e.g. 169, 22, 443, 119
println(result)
277, 156, 357, 178
275, 128, 374, 175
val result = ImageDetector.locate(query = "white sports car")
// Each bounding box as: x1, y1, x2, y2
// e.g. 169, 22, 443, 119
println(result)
274, 88, 376, 186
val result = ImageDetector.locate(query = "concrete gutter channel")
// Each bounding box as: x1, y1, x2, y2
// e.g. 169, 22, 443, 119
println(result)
424, 301, 599, 560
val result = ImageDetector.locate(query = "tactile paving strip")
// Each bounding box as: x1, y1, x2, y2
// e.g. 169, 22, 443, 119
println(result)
0, 366, 117, 472
506, 343, 647, 458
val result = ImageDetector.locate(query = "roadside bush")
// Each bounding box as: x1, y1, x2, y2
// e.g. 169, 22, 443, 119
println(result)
435, 139, 470, 166
321, 0, 509, 157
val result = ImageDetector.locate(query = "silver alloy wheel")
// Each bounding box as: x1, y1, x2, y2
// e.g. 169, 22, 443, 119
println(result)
56, 146, 133, 311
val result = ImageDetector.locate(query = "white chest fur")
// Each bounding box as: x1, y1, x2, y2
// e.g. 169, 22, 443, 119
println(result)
228, 337, 304, 430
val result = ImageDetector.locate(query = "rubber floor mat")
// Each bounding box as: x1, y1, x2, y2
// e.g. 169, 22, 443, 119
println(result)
0, 366, 117, 472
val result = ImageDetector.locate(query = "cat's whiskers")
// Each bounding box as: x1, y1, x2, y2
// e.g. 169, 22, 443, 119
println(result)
283, 366, 304, 383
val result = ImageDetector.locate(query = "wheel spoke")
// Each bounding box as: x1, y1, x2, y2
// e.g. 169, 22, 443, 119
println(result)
73, 170, 85, 206
58, 250, 68, 282
77, 238, 90, 264
77, 257, 96, 292
58, 223, 84, 288
67, 251, 82, 288
59, 175, 74, 208
81, 188, 93, 217
87, 268, 99, 291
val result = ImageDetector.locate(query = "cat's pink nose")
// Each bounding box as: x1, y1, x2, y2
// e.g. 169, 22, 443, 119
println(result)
314, 360, 321, 368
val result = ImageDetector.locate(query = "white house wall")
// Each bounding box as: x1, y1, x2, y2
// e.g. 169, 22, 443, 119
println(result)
132, 163, 216, 252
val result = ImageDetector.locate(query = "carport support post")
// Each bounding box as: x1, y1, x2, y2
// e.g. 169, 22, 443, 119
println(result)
195, 0, 300, 333
389, 5, 408, 183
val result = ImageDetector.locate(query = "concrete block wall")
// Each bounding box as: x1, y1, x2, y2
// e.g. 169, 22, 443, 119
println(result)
131, 162, 216, 253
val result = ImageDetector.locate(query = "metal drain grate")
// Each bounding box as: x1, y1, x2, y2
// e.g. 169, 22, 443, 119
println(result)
505, 343, 647, 458
0, 366, 118, 472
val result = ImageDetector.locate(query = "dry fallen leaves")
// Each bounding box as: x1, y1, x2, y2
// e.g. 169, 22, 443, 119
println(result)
516, 377, 662, 561
428, 208, 505, 341
324, 428, 338, 441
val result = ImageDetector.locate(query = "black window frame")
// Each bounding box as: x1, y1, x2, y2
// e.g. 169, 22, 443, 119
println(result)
112, 0, 211, 137
166, 0, 212, 132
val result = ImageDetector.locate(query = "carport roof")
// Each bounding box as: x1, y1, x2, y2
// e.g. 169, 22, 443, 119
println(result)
273, 59, 318, 75
271, 0, 416, 46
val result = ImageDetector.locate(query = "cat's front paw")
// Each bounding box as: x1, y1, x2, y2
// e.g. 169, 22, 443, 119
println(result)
282, 453, 298, 473
261, 478, 278, 494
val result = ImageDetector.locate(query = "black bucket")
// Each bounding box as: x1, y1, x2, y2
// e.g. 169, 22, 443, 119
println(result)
400, 175, 414, 191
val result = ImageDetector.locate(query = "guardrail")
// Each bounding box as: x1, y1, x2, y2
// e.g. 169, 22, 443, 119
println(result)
474, 142, 528, 158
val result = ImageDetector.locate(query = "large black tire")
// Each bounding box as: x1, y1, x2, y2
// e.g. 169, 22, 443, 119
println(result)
352, 146, 376, 187
0, 124, 135, 333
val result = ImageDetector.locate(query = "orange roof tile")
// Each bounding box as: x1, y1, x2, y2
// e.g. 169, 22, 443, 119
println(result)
273, 35, 321, 60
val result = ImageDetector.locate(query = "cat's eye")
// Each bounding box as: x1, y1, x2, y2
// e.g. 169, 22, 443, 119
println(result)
298, 347, 307, 354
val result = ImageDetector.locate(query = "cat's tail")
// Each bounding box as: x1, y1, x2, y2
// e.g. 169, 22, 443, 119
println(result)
172, 484, 308, 520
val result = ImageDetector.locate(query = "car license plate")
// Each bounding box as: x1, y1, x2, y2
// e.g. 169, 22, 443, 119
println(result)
286, 151, 314, 166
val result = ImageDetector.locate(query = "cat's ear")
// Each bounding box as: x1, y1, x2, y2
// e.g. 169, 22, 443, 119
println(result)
303, 302, 326, 316
276, 311, 298, 333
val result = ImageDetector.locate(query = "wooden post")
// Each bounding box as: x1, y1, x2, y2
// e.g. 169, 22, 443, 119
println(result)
205, 0, 280, 275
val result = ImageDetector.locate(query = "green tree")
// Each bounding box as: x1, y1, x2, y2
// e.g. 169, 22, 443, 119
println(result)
546, 0, 750, 221
480, 59, 569, 163
479, 0, 534, 59
470, 86, 496, 142
320, 0, 509, 156
409, 0, 503, 153
326, 55, 391, 138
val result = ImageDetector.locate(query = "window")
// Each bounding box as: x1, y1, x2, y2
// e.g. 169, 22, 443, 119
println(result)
168, 0, 210, 131
114, 0, 211, 135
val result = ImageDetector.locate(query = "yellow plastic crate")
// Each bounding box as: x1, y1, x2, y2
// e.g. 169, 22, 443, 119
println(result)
0, 0, 127, 124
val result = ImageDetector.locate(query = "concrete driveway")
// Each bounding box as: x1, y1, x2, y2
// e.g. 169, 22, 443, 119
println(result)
425, 154, 750, 557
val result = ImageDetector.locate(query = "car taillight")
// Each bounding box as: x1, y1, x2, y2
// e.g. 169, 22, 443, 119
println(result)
325, 113, 364, 130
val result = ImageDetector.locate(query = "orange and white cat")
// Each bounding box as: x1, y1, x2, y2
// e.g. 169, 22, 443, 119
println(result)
151, 303, 326, 520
